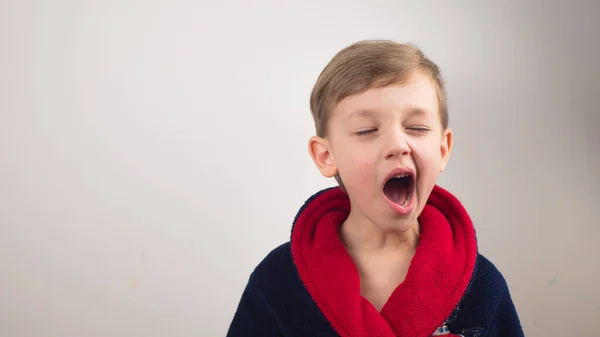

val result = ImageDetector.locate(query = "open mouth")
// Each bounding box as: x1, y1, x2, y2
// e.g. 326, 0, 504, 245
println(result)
383, 173, 415, 208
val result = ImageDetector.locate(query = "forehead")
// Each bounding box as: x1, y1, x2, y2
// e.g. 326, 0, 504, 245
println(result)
332, 72, 439, 121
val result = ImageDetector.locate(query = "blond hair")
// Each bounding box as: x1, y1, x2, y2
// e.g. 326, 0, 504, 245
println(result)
309, 39, 448, 189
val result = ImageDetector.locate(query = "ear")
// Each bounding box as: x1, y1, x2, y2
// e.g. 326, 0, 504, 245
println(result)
308, 136, 338, 178
439, 128, 453, 172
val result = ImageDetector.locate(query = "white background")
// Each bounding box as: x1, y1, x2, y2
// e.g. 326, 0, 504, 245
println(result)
1, 1, 599, 336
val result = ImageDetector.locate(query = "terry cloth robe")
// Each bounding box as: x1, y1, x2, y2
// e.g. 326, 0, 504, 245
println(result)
227, 185, 524, 337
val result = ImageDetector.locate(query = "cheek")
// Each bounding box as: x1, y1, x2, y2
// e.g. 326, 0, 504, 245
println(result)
410, 139, 443, 173
343, 158, 370, 178
344, 159, 376, 198
357, 160, 372, 181
338, 151, 375, 186
411, 137, 442, 159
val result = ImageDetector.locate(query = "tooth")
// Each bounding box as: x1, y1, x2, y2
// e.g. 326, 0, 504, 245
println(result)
402, 191, 412, 207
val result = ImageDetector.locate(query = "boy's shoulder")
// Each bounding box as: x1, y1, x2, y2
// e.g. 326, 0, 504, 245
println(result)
470, 253, 511, 296
451, 253, 522, 335
253, 241, 292, 271
243, 241, 337, 332
247, 241, 294, 289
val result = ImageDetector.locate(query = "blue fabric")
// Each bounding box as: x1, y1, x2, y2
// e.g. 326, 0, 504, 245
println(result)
226, 242, 524, 337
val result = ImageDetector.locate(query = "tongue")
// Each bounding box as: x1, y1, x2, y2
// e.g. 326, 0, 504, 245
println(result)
384, 178, 409, 205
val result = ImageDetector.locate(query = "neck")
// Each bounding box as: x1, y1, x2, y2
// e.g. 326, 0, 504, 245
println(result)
339, 212, 420, 253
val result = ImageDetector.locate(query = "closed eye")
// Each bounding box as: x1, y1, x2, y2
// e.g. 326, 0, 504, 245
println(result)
356, 128, 377, 136
407, 127, 431, 134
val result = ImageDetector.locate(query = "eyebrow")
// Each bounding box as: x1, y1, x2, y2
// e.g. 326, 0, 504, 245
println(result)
346, 109, 375, 120
346, 107, 434, 120
406, 107, 434, 119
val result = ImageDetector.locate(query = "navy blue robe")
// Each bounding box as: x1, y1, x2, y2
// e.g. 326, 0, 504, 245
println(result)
227, 186, 524, 337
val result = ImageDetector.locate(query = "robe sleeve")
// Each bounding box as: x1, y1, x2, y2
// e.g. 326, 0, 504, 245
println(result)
226, 274, 283, 337
489, 283, 525, 337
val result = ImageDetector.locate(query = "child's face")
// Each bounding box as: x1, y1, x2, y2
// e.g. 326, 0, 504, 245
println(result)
309, 72, 452, 232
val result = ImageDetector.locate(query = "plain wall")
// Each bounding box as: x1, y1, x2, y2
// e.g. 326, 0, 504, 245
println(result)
1, 0, 598, 336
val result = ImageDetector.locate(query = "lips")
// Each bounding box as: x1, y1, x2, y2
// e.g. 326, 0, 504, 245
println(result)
382, 168, 416, 215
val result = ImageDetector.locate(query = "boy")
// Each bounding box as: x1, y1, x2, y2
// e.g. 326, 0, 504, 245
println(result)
226, 40, 524, 337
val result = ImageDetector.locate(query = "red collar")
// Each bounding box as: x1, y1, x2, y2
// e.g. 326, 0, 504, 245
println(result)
291, 185, 478, 337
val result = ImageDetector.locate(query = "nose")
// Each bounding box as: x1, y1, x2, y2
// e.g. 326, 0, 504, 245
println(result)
384, 128, 410, 160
